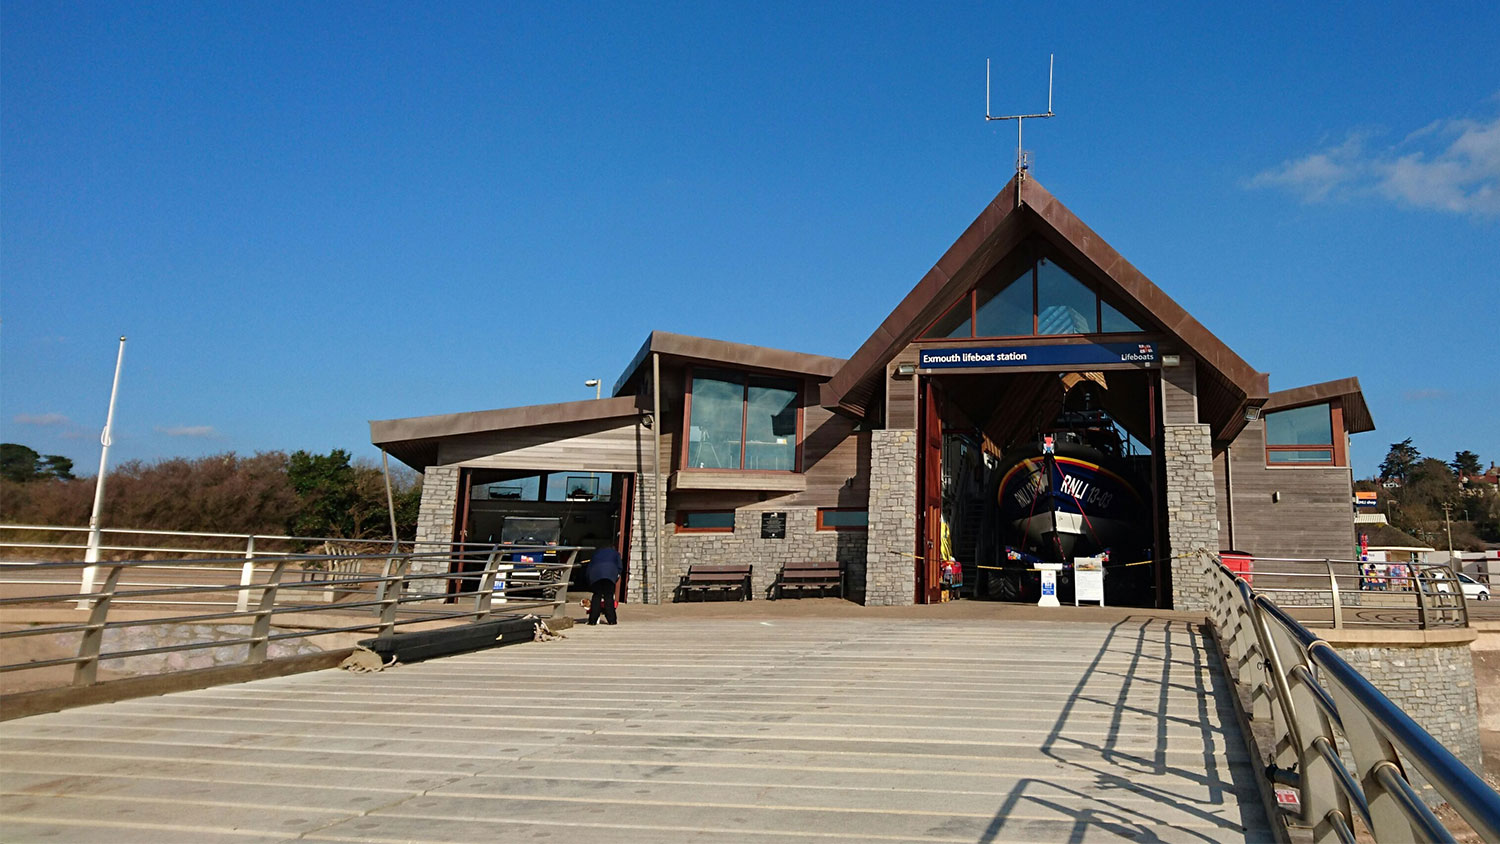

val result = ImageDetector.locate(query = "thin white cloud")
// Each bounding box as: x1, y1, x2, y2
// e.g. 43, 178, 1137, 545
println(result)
13, 412, 72, 427
1249, 102, 1500, 218
156, 425, 219, 438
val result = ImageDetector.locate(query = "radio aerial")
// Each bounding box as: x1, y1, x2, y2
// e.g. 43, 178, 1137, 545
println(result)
985, 54, 1055, 179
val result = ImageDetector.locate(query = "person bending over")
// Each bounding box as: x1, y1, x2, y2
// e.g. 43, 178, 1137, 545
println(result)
584, 546, 622, 625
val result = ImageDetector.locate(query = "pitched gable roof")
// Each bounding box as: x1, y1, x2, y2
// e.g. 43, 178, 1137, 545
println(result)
821, 175, 1270, 440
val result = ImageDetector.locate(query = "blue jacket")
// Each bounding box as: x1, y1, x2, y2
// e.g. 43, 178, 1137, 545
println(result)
584, 547, 622, 583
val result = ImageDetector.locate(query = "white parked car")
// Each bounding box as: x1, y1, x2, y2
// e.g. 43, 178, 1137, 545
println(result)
1457, 572, 1491, 601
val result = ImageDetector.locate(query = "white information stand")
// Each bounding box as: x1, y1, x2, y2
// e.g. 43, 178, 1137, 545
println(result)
1074, 555, 1105, 607
1036, 563, 1062, 607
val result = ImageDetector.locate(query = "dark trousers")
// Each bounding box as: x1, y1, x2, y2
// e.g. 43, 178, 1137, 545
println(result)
588, 579, 618, 625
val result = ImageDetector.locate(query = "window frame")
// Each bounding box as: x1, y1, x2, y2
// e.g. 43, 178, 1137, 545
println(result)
675, 510, 737, 534
1263, 400, 1346, 468
918, 246, 1150, 342
816, 508, 869, 532
680, 366, 804, 474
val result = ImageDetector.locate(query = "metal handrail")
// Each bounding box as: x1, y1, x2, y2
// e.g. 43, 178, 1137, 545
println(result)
1204, 551, 1500, 842
0, 522, 516, 557
0, 543, 583, 688
1211, 554, 1468, 630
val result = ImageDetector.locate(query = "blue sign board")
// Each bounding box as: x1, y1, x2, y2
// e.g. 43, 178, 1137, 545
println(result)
1041, 579, 1056, 597
919, 342, 1158, 370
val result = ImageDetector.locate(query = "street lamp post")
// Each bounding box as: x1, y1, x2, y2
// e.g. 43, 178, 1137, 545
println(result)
584, 379, 601, 400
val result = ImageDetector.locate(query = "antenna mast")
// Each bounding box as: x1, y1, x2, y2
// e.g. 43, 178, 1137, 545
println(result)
986, 54, 1055, 180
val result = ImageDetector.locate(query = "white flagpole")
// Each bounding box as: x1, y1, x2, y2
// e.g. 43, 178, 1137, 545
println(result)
78, 336, 126, 607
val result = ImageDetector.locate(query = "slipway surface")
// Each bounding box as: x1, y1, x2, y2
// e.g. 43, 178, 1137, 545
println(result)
0, 616, 1272, 843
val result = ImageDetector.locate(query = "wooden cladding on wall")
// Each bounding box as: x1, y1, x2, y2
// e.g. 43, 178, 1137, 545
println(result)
886, 349, 919, 430
1220, 419, 1356, 560
440, 418, 643, 473
1161, 356, 1198, 425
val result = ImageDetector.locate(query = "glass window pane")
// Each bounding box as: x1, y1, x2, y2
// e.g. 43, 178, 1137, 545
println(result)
485, 476, 538, 500
1036, 258, 1097, 334
1265, 404, 1333, 445
974, 267, 1034, 337
682, 511, 735, 530
920, 295, 972, 339
1268, 449, 1334, 464
1100, 300, 1143, 333
746, 382, 798, 470
820, 509, 868, 528
687, 373, 744, 469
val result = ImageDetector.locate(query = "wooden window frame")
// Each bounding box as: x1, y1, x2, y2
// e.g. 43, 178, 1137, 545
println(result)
680, 366, 804, 474
915, 245, 1150, 343
816, 507, 869, 532
675, 510, 736, 534
1264, 400, 1344, 468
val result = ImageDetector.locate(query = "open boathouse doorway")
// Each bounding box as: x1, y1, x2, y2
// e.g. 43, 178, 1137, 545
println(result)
911, 246, 1169, 608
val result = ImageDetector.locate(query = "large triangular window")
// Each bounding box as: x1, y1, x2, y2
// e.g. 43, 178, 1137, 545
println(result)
1100, 300, 1143, 333
1036, 258, 1095, 334
919, 295, 974, 340
924, 247, 1149, 339
974, 267, 1033, 336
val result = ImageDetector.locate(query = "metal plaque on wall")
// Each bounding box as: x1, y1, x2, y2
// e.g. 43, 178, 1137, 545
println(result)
760, 512, 787, 539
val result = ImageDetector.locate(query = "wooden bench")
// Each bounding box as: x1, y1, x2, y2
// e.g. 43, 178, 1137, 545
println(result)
675, 565, 753, 602
772, 561, 843, 600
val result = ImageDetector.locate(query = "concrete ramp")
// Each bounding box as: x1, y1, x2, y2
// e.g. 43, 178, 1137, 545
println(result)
0, 617, 1272, 842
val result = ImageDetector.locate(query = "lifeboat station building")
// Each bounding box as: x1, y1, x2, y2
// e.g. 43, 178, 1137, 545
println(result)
371, 175, 1374, 612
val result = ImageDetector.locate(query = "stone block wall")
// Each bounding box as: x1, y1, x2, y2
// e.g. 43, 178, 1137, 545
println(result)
1330, 640, 1482, 808
1164, 423, 1218, 612
412, 465, 461, 590
865, 429, 917, 607
666, 509, 867, 601
627, 469, 663, 604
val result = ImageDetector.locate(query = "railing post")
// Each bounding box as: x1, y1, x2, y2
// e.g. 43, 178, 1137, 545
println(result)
474, 548, 501, 619
1324, 559, 1343, 630
236, 535, 257, 614
247, 560, 286, 664
1265, 624, 1351, 840
1414, 568, 1430, 630
375, 552, 395, 606
373, 538, 400, 605
377, 555, 412, 639
552, 549, 577, 617
1252, 598, 1303, 771
1318, 650, 1411, 840
72, 563, 124, 686
1238, 603, 1272, 721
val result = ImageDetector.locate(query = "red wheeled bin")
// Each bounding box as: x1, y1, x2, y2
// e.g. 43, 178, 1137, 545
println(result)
1220, 550, 1254, 585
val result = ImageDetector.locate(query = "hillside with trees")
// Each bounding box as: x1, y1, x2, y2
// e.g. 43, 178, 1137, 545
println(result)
1358, 438, 1499, 552
0, 445, 422, 541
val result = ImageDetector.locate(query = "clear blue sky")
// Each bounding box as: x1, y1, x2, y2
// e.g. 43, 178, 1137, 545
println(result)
3, 2, 1497, 479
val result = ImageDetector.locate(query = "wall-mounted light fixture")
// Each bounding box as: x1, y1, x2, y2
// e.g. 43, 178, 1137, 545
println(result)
1243, 404, 1263, 422
1272, 491, 1282, 503
1161, 354, 1181, 367
895, 363, 917, 376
